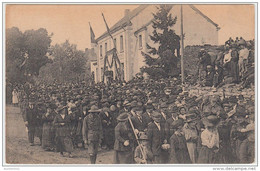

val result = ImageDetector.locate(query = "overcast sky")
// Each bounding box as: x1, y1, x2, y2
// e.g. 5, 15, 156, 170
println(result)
6, 4, 255, 50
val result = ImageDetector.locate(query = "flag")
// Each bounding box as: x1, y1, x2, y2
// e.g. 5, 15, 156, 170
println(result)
89, 23, 96, 44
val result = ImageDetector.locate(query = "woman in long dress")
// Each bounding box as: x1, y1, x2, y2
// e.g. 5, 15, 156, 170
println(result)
12, 89, 18, 106
41, 104, 56, 151
53, 105, 73, 157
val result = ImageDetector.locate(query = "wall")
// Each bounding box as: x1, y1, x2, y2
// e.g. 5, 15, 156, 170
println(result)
94, 5, 219, 82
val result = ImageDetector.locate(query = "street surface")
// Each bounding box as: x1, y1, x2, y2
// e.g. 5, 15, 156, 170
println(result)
5, 105, 114, 164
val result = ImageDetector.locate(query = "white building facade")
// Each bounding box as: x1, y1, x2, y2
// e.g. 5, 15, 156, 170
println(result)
91, 5, 220, 83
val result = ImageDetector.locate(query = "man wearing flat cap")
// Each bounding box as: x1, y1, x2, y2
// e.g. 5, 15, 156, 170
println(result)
147, 111, 167, 164
82, 105, 103, 164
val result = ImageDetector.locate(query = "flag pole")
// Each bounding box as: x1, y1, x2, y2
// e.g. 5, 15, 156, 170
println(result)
102, 13, 116, 49
101, 13, 122, 82
180, 5, 185, 87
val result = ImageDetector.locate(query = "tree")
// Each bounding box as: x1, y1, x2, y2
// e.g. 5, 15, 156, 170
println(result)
37, 40, 88, 84
6, 27, 52, 85
141, 5, 181, 79
23, 28, 52, 76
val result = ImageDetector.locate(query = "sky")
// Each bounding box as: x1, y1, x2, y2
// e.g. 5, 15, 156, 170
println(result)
5, 4, 255, 50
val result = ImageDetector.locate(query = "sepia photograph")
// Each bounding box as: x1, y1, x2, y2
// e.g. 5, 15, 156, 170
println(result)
3, 2, 256, 166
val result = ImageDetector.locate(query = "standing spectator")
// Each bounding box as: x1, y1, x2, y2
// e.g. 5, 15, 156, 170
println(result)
82, 105, 103, 164
101, 106, 114, 150
12, 88, 19, 106
169, 119, 191, 164
230, 44, 240, 83
198, 115, 220, 163
23, 100, 38, 146
182, 113, 199, 163
238, 39, 249, 79
114, 112, 134, 164
238, 108, 254, 163
147, 111, 167, 164
41, 103, 56, 151
53, 105, 73, 158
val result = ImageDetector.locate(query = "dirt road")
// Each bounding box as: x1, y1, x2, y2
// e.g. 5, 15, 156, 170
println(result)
5, 105, 114, 164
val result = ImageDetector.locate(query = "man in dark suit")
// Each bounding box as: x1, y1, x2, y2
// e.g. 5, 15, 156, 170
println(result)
147, 111, 167, 164
131, 106, 147, 134
165, 106, 179, 141
159, 102, 169, 124
23, 100, 38, 146
142, 103, 153, 127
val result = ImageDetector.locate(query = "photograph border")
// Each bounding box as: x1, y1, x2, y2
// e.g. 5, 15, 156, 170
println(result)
1, 1, 258, 168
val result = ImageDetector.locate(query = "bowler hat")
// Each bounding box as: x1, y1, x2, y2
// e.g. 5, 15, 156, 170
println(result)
172, 119, 184, 129
151, 111, 161, 119
57, 105, 67, 113
88, 105, 101, 113
117, 113, 129, 122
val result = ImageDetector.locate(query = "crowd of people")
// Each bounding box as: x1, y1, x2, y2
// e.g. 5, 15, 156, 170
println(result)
10, 36, 254, 165
15, 71, 255, 164
199, 37, 254, 88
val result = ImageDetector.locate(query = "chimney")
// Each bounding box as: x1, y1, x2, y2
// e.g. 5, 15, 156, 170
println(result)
124, 9, 130, 17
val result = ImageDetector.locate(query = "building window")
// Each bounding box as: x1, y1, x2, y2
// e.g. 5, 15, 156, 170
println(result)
121, 63, 124, 80
113, 38, 117, 48
105, 43, 107, 54
100, 45, 103, 58
120, 35, 124, 52
101, 67, 103, 79
139, 35, 142, 49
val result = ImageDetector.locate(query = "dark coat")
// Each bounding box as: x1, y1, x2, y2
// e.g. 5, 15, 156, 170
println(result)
169, 133, 192, 164
142, 112, 153, 126
101, 111, 114, 148
217, 121, 234, 163
205, 71, 214, 87
131, 115, 146, 132
53, 114, 71, 137
114, 122, 134, 152
41, 111, 56, 148
147, 122, 166, 156
23, 106, 40, 126
165, 117, 178, 141
230, 49, 239, 83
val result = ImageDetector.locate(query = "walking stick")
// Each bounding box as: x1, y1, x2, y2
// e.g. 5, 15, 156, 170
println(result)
128, 116, 147, 164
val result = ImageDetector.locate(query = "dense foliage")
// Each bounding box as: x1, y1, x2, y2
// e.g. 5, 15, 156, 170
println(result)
141, 5, 181, 79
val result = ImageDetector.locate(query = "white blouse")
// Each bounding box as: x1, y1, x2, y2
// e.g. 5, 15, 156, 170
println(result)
201, 128, 219, 149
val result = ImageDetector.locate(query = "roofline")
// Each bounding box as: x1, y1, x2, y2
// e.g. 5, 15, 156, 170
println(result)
95, 5, 149, 42
95, 21, 131, 42
189, 5, 220, 29
95, 4, 220, 43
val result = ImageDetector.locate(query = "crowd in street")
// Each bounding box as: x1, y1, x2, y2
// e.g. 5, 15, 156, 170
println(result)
15, 76, 254, 164
11, 37, 255, 164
